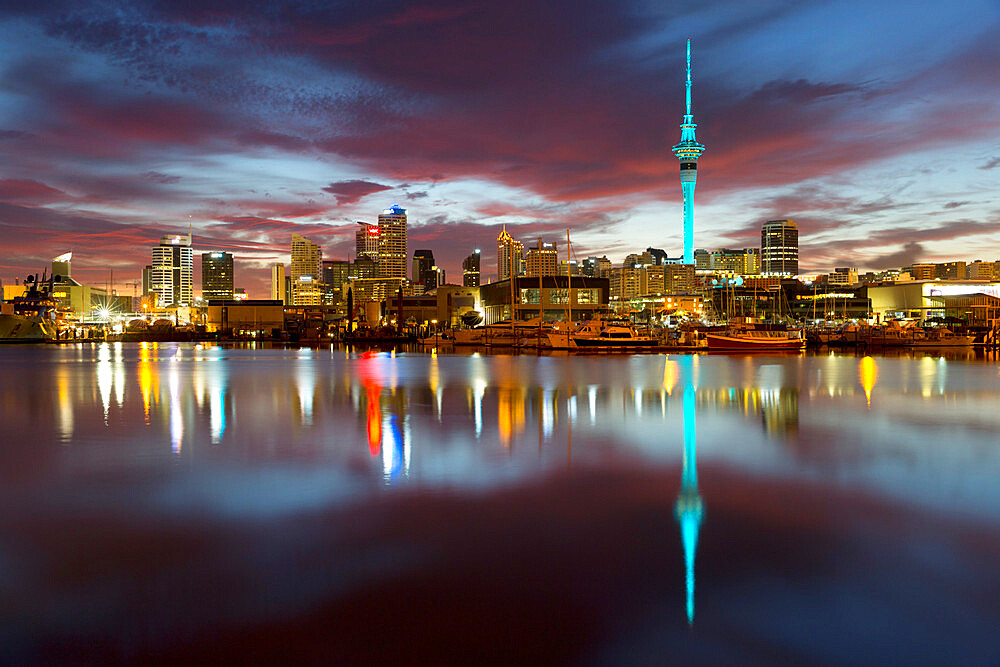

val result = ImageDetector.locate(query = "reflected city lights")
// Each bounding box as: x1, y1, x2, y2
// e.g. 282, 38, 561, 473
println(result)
859, 356, 878, 407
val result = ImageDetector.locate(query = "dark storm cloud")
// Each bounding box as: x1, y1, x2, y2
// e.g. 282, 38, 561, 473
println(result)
868, 242, 925, 269
322, 179, 393, 205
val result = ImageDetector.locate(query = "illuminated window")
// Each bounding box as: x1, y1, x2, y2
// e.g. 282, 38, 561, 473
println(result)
520, 288, 540, 304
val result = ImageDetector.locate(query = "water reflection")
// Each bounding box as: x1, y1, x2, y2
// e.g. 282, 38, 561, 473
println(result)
676, 355, 703, 625
4, 345, 1000, 662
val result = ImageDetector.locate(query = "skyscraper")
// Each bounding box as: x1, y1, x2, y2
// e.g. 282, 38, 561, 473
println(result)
463, 249, 481, 287
322, 259, 349, 305
412, 249, 436, 291
672, 40, 706, 265
356, 222, 379, 264
377, 205, 407, 279
525, 241, 558, 277
760, 220, 798, 276
270, 263, 286, 304
201, 252, 234, 301
497, 227, 524, 281
150, 231, 193, 307
290, 233, 323, 305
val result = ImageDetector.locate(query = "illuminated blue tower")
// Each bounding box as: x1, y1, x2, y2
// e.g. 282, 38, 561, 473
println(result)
672, 40, 706, 266
675, 355, 703, 625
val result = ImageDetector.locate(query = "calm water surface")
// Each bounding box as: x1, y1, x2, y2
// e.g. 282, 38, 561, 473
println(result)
2, 343, 1000, 663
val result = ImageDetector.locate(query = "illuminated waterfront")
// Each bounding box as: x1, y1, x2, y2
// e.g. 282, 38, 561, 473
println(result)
3, 344, 1000, 662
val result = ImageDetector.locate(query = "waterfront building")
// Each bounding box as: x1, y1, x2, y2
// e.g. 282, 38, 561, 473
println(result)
497, 227, 525, 281
480, 276, 609, 324
525, 241, 558, 277
412, 249, 436, 291
150, 231, 193, 307
204, 299, 284, 336
672, 40, 706, 265
355, 222, 379, 265
201, 252, 234, 301
462, 249, 481, 287
270, 264, 286, 304
377, 205, 407, 279
867, 280, 1000, 323
290, 234, 323, 306
760, 220, 798, 276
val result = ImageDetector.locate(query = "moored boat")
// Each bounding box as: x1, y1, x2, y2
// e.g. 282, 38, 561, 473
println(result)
706, 327, 805, 351
0, 273, 59, 343
547, 318, 658, 349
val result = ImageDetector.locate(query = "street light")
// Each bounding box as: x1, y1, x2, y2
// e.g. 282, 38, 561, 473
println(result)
431, 319, 439, 346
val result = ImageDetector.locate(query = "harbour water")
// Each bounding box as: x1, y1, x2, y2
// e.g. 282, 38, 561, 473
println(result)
2, 343, 1000, 663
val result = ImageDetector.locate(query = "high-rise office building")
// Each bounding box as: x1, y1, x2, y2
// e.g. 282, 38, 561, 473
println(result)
463, 249, 481, 287
525, 242, 558, 277
497, 227, 525, 281
201, 252, 234, 301
672, 40, 706, 265
270, 263, 286, 303
377, 204, 407, 279
150, 231, 193, 307
290, 233, 323, 305
694, 249, 710, 270
322, 259, 350, 304
760, 220, 798, 276
356, 222, 379, 264
412, 249, 436, 291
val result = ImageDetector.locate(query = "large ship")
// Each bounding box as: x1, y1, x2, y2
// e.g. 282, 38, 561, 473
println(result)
0, 272, 59, 343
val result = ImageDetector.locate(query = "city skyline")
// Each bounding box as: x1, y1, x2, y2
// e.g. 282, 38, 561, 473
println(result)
1, 2, 999, 297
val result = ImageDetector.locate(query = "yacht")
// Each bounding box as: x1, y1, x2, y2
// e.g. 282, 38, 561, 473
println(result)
452, 317, 549, 347
0, 273, 59, 342
546, 318, 658, 349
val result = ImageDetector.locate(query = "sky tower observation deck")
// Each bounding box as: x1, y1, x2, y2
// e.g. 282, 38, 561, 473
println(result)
672, 39, 706, 266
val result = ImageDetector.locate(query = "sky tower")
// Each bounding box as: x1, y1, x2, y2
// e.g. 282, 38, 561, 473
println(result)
672, 39, 706, 265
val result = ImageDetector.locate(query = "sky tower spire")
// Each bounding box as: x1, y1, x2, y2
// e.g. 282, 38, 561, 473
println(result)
672, 39, 706, 265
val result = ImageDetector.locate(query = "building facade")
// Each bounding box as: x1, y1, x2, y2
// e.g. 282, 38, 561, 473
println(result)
290, 234, 323, 305
412, 249, 436, 291
525, 241, 558, 277
462, 249, 481, 287
761, 219, 799, 276
150, 232, 193, 307
377, 205, 407, 279
497, 228, 525, 281
201, 252, 234, 301
355, 222, 379, 264
270, 263, 286, 304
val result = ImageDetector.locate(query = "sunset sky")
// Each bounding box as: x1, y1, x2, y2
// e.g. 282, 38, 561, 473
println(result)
1, 1, 999, 295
